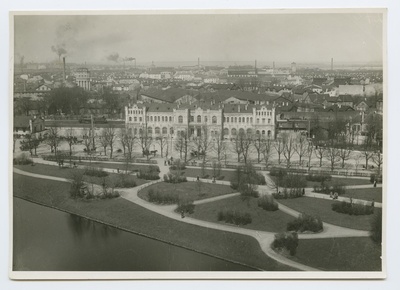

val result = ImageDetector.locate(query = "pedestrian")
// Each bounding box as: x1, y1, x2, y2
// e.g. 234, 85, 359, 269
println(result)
334, 192, 338, 200
302, 188, 305, 196
330, 191, 333, 199
164, 160, 167, 166
374, 180, 377, 188
350, 197, 353, 204
197, 175, 200, 181
371, 199, 375, 208
181, 211, 185, 219
117, 168, 119, 173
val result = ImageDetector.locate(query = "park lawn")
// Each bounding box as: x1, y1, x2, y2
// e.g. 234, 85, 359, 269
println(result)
14, 164, 149, 187
277, 197, 381, 231
305, 177, 371, 188
344, 188, 383, 203
44, 119, 125, 128
174, 167, 237, 181
13, 173, 295, 271
138, 181, 235, 202
189, 195, 294, 233
76, 160, 154, 173
292, 237, 381, 271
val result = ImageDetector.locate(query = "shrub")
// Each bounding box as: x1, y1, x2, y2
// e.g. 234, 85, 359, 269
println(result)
217, 210, 252, 225
331, 200, 374, 216
116, 148, 122, 153
169, 159, 186, 170
230, 180, 239, 190
147, 188, 179, 204
164, 172, 187, 183
258, 195, 279, 211
370, 173, 382, 184
370, 211, 382, 244
269, 167, 287, 178
137, 167, 160, 180
306, 172, 332, 182
69, 171, 86, 199
313, 181, 346, 195
273, 231, 299, 256
287, 213, 323, 233
202, 174, 210, 179
115, 175, 137, 188
216, 175, 225, 180
254, 172, 266, 185
175, 199, 195, 214
13, 154, 33, 165
84, 167, 109, 177
273, 187, 304, 199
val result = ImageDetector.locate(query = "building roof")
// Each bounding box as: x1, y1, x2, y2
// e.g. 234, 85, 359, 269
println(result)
14, 115, 31, 128
338, 94, 354, 103
141, 88, 199, 103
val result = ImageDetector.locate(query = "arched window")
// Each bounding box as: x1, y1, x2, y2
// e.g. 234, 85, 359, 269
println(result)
170, 127, 174, 135
239, 117, 241, 123
242, 117, 245, 123
262, 130, 265, 135
190, 115, 194, 122
197, 115, 201, 123
178, 116, 183, 123
239, 128, 245, 135
158, 116, 161, 122
162, 116, 164, 122
155, 127, 160, 134
267, 130, 271, 137
247, 128, 252, 135
162, 127, 167, 134
256, 130, 260, 135
148, 127, 153, 134
150, 116, 153, 122
205, 116, 208, 123
139, 128, 143, 134
212, 116, 217, 124
246, 117, 249, 123
223, 128, 229, 136
235, 117, 237, 123
134, 128, 137, 135
231, 128, 237, 136
128, 128, 132, 134
129, 117, 132, 121
250, 117, 253, 123
169, 116, 172, 122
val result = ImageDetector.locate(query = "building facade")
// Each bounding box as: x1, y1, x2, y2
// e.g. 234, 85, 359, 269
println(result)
125, 102, 275, 140
75, 68, 91, 91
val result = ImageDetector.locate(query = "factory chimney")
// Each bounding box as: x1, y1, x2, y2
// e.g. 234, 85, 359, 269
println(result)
63, 57, 66, 82
331, 58, 334, 71
273, 61, 275, 73
255, 59, 257, 74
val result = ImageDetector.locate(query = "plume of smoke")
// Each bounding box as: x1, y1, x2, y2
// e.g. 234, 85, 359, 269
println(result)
123, 57, 135, 61
107, 53, 120, 62
51, 22, 78, 60
51, 45, 67, 60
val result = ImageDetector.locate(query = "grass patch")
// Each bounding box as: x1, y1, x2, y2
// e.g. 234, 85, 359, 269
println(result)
278, 197, 381, 231
14, 164, 148, 187
174, 167, 237, 181
292, 237, 381, 271
76, 161, 153, 173
305, 177, 371, 187
138, 181, 235, 202
189, 195, 294, 233
13, 173, 294, 271
345, 188, 382, 203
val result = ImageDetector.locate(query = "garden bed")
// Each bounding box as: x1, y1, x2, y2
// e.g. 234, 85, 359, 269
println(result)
188, 195, 294, 233
277, 197, 381, 231
138, 181, 235, 202
345, 188, 383, 203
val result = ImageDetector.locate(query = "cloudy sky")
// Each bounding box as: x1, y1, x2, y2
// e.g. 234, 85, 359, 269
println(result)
14, 12, 384, 66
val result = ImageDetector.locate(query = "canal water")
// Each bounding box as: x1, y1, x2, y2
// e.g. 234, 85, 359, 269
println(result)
13, 198, 254, 271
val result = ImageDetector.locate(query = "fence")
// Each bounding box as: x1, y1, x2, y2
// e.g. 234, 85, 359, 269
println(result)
41, 154, 158, 164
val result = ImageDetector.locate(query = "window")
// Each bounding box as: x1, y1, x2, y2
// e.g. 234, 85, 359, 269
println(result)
178, 116, 183, 123
134, 128, 137, 135
223, 128, 229, 136
250, 117, 253, 123
226, 117, 229, 123
197, 115, 201, 123
231, 128, 237, 136
257, 118, 260, 124
139, 117, 142, 122
235, 117, 237, 123
134, 117, 137, 122
162, 127, 167, 134
162, 116, 164, 122
256, 130, 260, 135
190, 115, 194, 122
205, 116, 208, 123
158, 116, 161, 122
129, 117, 132, 121
267, 130, 271, 137
268, 118, 271, 124
239, 118, 241, 123
247, 128, 252, 135
170, 127, 174, 135
262, 130, 265, 135
169, 116, 172, 122
155, 127, 160, 134
212, 116, 217, 124
246, 117, 249, 123
239, 128, 245, 135
262, 118, 265, 124
148, 127, 153, 134
150, 116, 153, 122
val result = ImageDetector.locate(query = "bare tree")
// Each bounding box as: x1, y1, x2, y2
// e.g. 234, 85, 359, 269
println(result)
314, 144, 326, 167
273, 137, 285, 164
338, 146, 352, 169
294, 134, 308, 167
252, 133, 264, 163
372, 152, 383, 173
354, 152, 362, 174
45, 126, 61, 156
231, 135, 243, 162
305, 141, 313, 171
99, 129, 109, 156
324, 147, 341, 172
239, 132, 252, 164
282, 133, 296, 168
138, 125, 153, 159
64, 127, 77, 156
119, 129, 127, 156
82, 127, 93, 155
156, 136, 168, 158
20, 133, 41, 156
212, 133, 227, 162
261, 137, 274, 169
104, 126, 117, 158
174, 131, 189, 162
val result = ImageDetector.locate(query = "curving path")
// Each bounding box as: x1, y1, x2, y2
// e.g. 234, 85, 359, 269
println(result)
13, 160, 372, 272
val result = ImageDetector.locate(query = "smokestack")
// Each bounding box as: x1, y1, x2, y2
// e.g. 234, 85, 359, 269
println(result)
255, 59, 257, 74
198, 57, 200, 68
331, 58, 333, 71
273, 61, 275, 73
63, 57, 66, 82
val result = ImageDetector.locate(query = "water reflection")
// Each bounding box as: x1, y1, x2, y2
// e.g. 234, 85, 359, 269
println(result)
13, 198, 254, 271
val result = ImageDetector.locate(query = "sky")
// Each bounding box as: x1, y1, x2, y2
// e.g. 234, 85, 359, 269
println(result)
13, 12, 384, 66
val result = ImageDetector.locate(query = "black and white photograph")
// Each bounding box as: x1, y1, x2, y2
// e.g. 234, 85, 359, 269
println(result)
9, 9, 387, 279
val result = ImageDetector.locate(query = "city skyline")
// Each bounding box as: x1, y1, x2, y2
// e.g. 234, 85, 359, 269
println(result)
14, 13, 383, 65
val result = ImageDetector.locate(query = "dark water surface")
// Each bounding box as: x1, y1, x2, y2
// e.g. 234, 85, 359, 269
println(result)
13, 198, 254, 271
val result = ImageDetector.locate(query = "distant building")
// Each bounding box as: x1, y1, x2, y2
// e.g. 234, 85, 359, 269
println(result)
75, 68, 91, 91
291, 62, 297, 74
14, 115, 45, 136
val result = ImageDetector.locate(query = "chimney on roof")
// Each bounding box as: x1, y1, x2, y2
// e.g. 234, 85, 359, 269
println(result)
63, 57, 66, 83
245, 103, 248, 110
238, 105, 241, 113
331, 57, 334, 71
